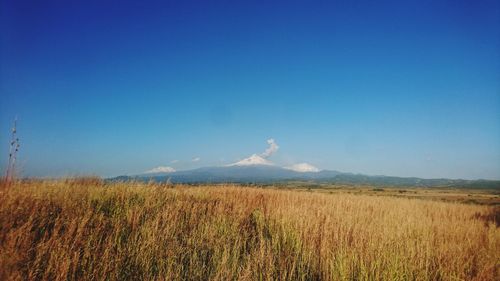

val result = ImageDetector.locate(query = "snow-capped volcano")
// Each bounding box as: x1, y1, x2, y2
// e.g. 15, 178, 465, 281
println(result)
284, 163, 320, 172
228, 154, 274, 166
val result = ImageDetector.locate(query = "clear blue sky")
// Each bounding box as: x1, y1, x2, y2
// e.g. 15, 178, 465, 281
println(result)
1, 0, 499, 179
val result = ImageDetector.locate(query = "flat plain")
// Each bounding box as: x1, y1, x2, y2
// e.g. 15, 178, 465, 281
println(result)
0, 179, 498, 280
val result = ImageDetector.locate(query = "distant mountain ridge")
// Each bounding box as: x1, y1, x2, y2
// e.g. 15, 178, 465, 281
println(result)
110, 165, 500, 189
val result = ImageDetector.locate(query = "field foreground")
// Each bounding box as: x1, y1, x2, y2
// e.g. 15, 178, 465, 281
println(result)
0, 180, 499, 280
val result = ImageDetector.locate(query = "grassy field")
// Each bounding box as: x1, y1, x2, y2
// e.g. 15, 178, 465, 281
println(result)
287, 185, 500, 206
0, 180, 499, 280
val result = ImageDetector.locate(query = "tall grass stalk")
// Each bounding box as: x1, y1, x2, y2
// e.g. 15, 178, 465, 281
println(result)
3, 117, 20, 184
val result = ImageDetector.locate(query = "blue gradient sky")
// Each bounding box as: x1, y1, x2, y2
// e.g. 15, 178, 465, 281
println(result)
1, 0, 499, 179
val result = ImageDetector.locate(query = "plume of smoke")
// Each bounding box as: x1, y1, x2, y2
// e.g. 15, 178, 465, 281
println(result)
261, 139, 279, 158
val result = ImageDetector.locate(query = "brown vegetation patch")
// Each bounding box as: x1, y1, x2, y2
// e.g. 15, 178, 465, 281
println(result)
473, 207, 500, 227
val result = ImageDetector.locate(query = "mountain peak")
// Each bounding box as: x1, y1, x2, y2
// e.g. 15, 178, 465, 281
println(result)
284, 163, 320, 172
229, 154, 274, 166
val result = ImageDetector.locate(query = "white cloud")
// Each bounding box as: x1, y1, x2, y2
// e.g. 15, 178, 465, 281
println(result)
284, 163, 320, 173
192, 157, 201, 162
261, 138, 279, 158
170, 160, 179, 164
145, 166, 176, 174
229, 154, 275, 166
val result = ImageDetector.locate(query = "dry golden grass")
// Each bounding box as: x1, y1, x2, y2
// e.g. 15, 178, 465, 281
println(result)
0, 180, 498, 280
